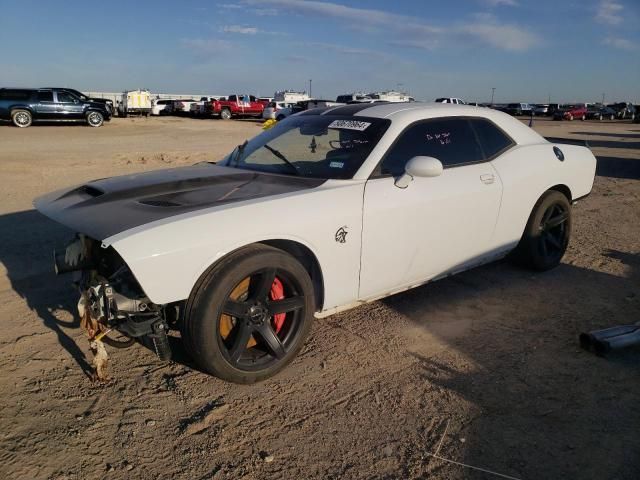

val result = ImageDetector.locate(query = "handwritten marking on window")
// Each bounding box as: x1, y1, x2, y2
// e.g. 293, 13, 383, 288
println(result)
426, 132, 452, 145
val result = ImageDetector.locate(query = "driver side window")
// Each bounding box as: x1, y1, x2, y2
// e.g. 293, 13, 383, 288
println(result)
378, 118, 484, 177
56, 91, 77, 104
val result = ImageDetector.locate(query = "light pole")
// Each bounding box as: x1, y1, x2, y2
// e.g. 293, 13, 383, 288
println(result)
491, 87, 496, 105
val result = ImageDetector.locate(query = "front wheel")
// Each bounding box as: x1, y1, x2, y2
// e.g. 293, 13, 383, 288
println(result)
511, 190, 571, 271
12, 109, 32, 128
220, 108, 232, 120
86, 111, 104, 127
182, 245, 315, 383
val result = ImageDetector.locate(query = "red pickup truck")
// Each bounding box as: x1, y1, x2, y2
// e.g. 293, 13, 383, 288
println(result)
210, 95, 267, 120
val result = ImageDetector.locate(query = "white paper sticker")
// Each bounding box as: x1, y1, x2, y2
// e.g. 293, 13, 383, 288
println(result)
329, 161, 344, 168
328, 120, 371, 131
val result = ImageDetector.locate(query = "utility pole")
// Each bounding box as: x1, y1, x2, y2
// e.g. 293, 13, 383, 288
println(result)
309, 79, 312, 98
491, 87, 496, 105
602, 92, 605, 105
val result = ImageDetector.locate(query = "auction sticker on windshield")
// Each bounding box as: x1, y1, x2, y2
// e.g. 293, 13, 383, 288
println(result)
328, 120, 371, 131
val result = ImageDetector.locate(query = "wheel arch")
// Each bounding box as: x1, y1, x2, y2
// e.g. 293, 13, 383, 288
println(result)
185, 239, 325, 313
10, 105, 34, 115
259, 239, 325, 311
548, 184, 572, 202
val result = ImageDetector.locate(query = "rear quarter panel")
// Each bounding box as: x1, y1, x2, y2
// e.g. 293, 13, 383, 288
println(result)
490, 143, 596, 249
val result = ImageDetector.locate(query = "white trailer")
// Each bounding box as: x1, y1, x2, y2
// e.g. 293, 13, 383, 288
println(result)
274, 90, 310, 103
118, 89, 152, 117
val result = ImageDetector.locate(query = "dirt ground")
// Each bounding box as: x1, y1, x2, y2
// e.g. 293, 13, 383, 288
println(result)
0, 116, 638, 480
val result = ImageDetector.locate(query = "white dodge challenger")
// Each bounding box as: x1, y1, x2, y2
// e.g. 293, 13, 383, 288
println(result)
35, 103, 596, 383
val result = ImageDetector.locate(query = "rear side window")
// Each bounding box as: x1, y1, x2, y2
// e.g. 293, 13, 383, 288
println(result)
469, 118, 514, 159
379, 118, 484, 176
37, 91, 54, 102
0, 89, 32, 100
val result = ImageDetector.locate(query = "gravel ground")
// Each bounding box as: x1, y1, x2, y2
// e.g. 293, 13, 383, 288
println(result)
0, 116, 638, 480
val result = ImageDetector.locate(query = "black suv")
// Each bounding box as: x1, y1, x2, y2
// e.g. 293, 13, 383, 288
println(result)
0, 88, 112, 127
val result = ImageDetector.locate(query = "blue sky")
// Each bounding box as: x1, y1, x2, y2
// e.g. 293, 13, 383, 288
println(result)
0, 0, 638, 103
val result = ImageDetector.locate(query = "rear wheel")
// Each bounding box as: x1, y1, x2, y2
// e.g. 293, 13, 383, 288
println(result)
12, 109, 32, 128
182, 245, 314, 383
512, 190, 571, 271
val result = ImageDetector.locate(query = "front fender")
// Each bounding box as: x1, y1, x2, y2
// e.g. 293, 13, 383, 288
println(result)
107, 180, 366, 310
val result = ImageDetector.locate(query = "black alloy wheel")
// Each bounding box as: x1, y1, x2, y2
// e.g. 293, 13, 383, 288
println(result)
182, 244, 314, 383
512, 190, 572, 271
537, 202, 570, 265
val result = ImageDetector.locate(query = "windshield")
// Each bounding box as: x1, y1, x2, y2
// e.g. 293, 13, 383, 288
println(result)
221, 115, 390, 179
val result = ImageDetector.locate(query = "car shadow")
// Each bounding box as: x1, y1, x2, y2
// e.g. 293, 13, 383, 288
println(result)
595, 156, 640, 180
380, 251, 640, 478
0, 209, 94, 376
571, 131, 640, 139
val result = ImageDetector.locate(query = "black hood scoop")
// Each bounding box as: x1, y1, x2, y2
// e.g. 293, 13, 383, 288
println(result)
34, 164, 324, 241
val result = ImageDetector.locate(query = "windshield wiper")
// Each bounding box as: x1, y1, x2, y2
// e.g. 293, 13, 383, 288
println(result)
262, 144, 299, 175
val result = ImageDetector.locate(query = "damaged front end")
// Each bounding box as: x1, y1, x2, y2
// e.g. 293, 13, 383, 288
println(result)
56, 235, 174, 381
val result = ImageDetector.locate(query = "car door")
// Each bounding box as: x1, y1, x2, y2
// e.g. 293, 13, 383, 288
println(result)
34, 90, 57, 119
55, 90, 84, 119
358, 117, 503, 300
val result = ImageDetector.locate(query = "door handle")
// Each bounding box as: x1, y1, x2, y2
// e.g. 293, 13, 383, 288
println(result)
480, 174, 495, 184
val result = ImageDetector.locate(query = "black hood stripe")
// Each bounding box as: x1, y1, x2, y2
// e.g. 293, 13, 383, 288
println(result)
35, 165, 325, 241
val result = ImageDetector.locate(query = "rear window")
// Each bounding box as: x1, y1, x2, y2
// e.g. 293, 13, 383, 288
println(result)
469, 118, 515, 160
0, 89, 32, 100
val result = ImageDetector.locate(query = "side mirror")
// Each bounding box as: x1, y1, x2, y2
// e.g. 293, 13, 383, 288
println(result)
394, 156, 443, 189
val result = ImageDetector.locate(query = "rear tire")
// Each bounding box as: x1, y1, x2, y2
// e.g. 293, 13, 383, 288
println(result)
182, 245, 315, 383
511, 190, 571, 271
12, 109, 32, 128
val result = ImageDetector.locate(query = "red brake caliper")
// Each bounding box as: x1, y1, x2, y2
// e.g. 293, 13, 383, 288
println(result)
270, 277, 286, 332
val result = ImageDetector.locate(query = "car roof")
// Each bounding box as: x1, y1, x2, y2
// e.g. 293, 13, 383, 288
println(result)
302, 102, 545, 145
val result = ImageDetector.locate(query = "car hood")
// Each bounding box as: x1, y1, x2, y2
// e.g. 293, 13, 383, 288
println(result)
34, 164, 325, 241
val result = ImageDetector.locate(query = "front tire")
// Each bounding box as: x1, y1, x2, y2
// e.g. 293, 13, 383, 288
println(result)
86, 111, 104, 127
220, 108, 232, 120
12, 109, 32, 128
512, 190, 572, 271
182, 245, 315, 383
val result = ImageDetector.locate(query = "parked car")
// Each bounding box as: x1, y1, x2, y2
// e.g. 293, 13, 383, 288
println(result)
553, 104, 588, 121
211, 95, 265, 119
0, 88, 111, 127
586, 105, 617, 121
262, 101, 296, 120
607, 102, 636, 120
151, 99, 172, 116
36, 103, 596, 383
44, 88, 114, 115
501, 103, 533, 116
172, 99, 198, 115
190, 97, 217, 116
435, 97, 465, 104
533, 104, 549, 116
